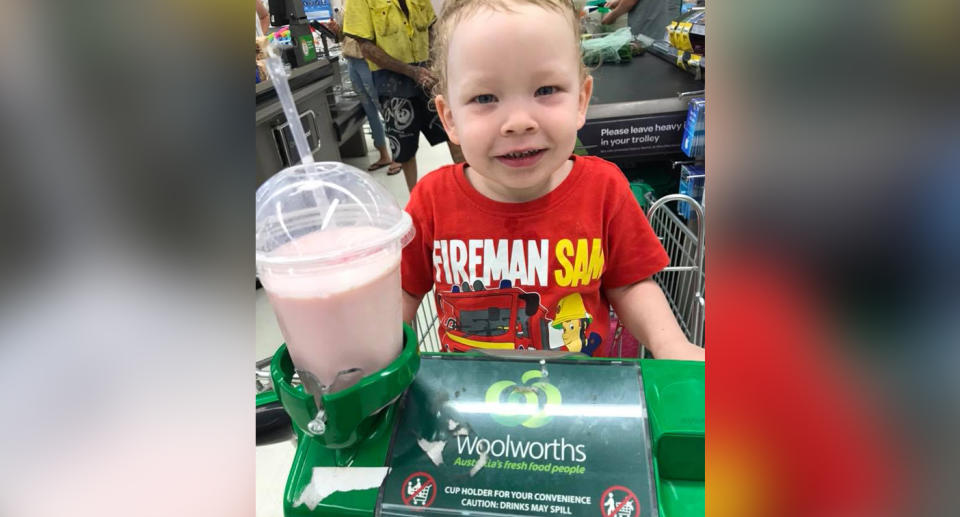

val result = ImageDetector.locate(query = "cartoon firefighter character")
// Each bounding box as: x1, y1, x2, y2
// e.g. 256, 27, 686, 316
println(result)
551, 293, 603, 356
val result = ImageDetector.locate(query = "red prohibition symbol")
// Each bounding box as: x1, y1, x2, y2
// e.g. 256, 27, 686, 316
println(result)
401, 472, 438, 508
599, 485, 640, 517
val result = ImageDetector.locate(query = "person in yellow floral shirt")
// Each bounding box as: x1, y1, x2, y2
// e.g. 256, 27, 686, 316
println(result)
344, 0, 464, 191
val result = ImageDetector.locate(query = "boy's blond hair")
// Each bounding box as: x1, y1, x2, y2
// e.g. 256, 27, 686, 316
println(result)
429, 0, 587, 99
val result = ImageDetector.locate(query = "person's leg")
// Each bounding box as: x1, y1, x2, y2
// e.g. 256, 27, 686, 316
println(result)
348, 57, 393, 168
380, 95, 419, 184
401, 155, 418, 192
447, 142, 465, 164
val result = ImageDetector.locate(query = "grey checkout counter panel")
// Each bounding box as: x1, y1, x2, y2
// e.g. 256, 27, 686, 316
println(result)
256, 59, 368, 185
578, 53, 703, 160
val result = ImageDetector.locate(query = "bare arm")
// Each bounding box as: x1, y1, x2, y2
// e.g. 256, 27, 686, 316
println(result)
601, 0, 639, 26
256, 0, 270, 33
356, 38, 419, 78
354, 38, 436, 87
606, 278, 705, 361
403, 290, 423, 327
324, 19, 343, 41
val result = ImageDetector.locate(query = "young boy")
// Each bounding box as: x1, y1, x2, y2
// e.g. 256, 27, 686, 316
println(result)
401, 0, 704, 361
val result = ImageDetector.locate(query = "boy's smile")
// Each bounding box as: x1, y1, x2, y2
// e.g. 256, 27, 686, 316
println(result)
496, 147, 546, 168
435, 4, 592, 203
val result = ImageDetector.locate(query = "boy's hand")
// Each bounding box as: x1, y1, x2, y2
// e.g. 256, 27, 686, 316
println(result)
605, 278, 704, 361
655, 340, 705, 361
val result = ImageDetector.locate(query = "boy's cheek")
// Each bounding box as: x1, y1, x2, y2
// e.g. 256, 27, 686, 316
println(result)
461, 139, 486, 159
545, 111, 584, 134
456, 126, 485, 152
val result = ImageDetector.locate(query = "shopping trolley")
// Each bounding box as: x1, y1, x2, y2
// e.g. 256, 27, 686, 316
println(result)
412, 193, 706, 356
609, 193, 704, 357
646, 193, 705, 346
414, 289, 443, 353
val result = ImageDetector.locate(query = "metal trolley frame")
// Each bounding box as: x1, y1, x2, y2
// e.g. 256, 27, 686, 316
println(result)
643, 193, 705, 349
414, 289, 443, 353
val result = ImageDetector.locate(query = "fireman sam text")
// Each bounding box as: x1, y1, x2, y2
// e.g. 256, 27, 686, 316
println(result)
554, 239, 604, 287
599, 486, 639, 517
431, 238, 604, 288
401, 472, 437, 508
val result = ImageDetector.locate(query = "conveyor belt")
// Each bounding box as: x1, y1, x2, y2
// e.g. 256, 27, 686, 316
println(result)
589, 53, 702, 107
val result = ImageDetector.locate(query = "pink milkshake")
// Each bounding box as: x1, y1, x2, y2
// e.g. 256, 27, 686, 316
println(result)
259, 226, 403, 393
256, 161, 414, 395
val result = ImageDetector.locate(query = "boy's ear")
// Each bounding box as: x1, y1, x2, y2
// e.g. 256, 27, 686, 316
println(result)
576, 75, 594, 129
434, 94, 460, 145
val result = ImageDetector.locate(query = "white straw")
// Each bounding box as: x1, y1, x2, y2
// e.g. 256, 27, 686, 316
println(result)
265, 42, 316, 165
263, 42, 335, 229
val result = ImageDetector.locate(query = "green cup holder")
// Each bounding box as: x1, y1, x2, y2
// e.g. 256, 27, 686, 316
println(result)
270, 324, 419, 449
641, 359, 705, 481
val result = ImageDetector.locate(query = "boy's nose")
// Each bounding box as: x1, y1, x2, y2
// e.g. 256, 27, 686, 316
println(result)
500, 108, 538, 136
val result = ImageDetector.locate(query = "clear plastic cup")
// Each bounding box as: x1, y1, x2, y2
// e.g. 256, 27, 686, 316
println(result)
256, 162, 414, 394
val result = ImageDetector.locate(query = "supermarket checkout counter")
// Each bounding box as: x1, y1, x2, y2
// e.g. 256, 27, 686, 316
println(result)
256, 59, 368, 185
578, 52, 703, 161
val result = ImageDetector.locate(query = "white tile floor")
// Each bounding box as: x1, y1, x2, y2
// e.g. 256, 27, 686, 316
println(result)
255, 126, 457, 517
344, 129, 459, 211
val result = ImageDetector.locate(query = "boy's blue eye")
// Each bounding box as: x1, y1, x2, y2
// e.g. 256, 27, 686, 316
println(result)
535, 86, 557, 96
472, 94, 496, 104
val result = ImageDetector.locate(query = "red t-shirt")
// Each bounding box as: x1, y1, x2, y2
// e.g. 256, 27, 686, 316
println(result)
402, 155, 669, 357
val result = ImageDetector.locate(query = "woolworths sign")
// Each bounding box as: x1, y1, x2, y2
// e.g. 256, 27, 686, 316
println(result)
381, 356, 656, 517
485, 369, 562, 428
455, 434, 586, 464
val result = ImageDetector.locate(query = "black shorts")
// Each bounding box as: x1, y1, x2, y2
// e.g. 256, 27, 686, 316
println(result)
379, 89, 449, 163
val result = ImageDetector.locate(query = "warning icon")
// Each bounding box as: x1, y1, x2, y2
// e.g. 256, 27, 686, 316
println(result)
401, 472, 437, 508
600, 486, 639, 517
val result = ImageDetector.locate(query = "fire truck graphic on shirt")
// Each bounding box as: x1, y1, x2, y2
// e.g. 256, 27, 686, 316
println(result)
436, 280, 603, 356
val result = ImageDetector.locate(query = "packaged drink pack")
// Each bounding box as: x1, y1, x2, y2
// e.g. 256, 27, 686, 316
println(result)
678, 163, 705, 220
681, 97, 704, 158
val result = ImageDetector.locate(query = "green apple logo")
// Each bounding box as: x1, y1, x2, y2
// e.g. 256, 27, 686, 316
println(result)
485, 370, 562, 428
